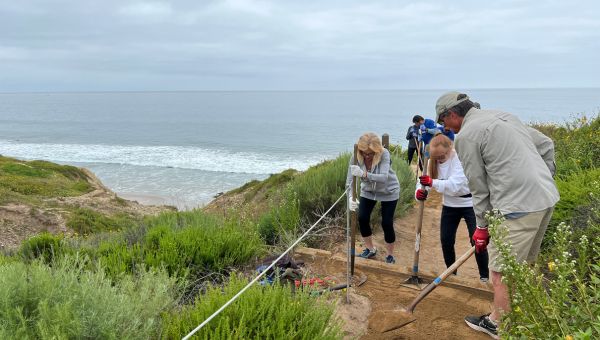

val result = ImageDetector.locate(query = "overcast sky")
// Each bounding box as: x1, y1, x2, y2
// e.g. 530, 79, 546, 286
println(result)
1, 0, 599, 91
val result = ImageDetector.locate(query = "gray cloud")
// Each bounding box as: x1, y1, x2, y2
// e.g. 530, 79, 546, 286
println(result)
1, 0, 599, 91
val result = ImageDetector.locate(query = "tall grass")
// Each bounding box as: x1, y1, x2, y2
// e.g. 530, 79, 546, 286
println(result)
160, 274, 341, 340
0, 256, 179, 340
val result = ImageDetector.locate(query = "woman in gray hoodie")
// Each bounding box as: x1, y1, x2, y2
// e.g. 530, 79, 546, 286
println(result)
346, 132, 400, 264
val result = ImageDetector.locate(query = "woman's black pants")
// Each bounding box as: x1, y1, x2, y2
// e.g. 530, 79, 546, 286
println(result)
440, 205, 489, 279
358, 196, 397, 244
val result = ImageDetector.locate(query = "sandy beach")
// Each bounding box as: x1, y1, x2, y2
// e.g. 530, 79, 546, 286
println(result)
118, 192, 202, 210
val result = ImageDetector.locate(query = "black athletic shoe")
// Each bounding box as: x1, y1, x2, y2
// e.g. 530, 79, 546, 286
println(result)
465, 314, 499, 339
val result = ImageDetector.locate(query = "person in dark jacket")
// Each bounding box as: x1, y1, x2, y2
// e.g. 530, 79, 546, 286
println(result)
406, 115, 424, 170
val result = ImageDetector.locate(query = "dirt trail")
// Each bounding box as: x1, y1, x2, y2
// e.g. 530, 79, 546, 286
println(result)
296, 190, 494, 339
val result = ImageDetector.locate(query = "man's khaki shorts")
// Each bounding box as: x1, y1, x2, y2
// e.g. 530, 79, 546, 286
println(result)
488, 206, 554, 272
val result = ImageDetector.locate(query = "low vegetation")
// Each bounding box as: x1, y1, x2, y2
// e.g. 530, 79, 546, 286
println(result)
491, 114, 600, 339
161, 274, 341, 339
0, 156, 92, 204
1, 115, 597, 338
0, 256, 179, 339
66, 207, 139, 235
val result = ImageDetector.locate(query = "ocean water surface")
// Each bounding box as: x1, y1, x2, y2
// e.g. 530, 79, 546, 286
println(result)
1, 89, 598, 209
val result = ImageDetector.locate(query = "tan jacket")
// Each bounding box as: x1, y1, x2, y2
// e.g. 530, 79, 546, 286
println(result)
455, 108, 559, 226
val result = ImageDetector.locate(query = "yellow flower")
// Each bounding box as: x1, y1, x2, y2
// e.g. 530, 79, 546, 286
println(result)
548, 261, 557, 272
565, 335, 574, 340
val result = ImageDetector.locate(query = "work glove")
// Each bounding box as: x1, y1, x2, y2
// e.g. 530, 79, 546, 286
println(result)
350, 165, 364, 178
426, 128, 439, 135
415, 188, 428, 201
473, 226, 490, 253
348, 197, 360, 212
419, 175, 433, 187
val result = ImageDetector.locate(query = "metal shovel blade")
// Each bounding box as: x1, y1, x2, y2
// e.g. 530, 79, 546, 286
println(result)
399, 275, 427, 290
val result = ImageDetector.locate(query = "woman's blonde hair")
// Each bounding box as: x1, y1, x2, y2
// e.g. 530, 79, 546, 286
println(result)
427, 134, 453, 179
356, 132, 384, 166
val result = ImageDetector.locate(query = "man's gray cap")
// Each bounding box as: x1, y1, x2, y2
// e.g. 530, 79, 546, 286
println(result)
435, 91, 470, 122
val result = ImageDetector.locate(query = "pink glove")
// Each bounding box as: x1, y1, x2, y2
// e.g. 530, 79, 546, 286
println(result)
415, 189, 428, 201
472, 226, 489, 253
419, 175, 433, 187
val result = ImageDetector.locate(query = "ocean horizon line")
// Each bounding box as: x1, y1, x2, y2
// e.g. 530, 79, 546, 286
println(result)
2, 86, 600, 95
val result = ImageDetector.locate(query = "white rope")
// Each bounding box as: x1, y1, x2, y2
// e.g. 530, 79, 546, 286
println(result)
182, 189, 349, 340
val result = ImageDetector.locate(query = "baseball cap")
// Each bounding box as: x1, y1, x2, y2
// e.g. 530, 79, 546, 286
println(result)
435, 92, 470, 123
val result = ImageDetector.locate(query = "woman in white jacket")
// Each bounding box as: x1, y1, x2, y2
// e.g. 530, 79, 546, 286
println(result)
415, 133, 489, 282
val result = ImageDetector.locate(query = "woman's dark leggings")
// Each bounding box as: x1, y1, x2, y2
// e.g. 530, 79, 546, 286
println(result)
440, 205, 489, 279
358, 197, 397, 244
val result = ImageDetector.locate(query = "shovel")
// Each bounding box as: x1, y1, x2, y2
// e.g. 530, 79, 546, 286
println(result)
401, 135, 430, 290
372, 246, 476, 333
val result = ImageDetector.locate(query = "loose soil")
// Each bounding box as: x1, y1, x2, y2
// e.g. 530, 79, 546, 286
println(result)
295, 190, 494, 339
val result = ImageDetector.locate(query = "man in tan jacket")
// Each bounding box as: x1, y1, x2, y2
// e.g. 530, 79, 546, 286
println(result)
435, 92, 559, 339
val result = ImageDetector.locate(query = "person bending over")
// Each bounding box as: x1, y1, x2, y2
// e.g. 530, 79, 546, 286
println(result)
347, 132, 401, 264
436, 92, 558, 339
415, 133, 489, 282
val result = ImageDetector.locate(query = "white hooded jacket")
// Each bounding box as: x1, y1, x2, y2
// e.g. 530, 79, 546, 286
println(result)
416, 150, 473, 208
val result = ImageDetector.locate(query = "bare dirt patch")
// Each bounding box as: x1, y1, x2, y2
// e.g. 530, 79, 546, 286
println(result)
0, 168, 174, 251
296, 190, 494, 339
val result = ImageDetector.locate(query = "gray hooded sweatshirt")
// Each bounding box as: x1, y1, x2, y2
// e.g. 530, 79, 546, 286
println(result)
455, 108, 559, 226
346, 148, 400, 202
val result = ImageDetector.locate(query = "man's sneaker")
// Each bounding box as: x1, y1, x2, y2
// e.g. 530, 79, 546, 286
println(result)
358, 247, 377, 259
480, 277, 489, 283
465, 314, 498, 339
385, 255, 396, 264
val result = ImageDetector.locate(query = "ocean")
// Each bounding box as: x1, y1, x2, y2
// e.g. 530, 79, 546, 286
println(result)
1, 89, 599, 209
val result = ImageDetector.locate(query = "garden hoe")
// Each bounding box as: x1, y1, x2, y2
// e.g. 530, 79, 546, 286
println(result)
372, 246, 476, 333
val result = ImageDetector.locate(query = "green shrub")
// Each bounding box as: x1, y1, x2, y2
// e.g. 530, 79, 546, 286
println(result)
91, 210, 264, 279
67, 208, 137, 235
288, 154, 351, 219
532, 114, 600, 178
288, 151, 413, 223
548, 169, 600, 238
19, 232, 65, 263
0, 256, 179, 339
257, 190, 300, 245
243, 169, 297, 202
160, 274, 341, 339
489, 212, 600, 339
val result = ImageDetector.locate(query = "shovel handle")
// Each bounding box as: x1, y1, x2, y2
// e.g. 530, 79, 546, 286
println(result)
406, 246, 476, 312
350, 144, 359, 275
410, 143, 429, 276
